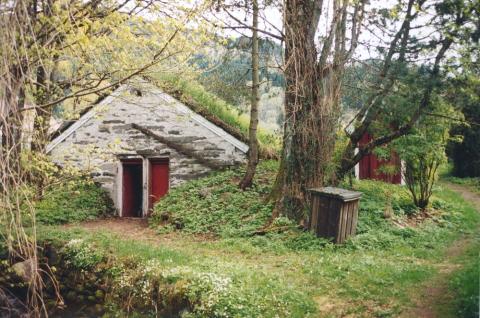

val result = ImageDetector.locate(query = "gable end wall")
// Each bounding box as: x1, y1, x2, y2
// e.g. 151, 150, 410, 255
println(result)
48, 83, 247, 213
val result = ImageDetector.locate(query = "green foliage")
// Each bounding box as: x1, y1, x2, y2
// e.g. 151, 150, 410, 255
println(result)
62, 239, 105, 270
446, 63, 480, 178
151, 162, 277, 237
33, 174, 480, 317
39, 228, 316, 318
35, 178, 112, 225
393, 89, 459, 209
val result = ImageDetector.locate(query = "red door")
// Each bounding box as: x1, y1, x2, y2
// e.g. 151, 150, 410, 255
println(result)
149, 158, 169, 212
122, 159, 143, 217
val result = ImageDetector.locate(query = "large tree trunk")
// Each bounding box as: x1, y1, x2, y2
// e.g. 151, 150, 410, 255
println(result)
275, 0, 334, 222
273, 0, 355, 223
239, 0, 260, 190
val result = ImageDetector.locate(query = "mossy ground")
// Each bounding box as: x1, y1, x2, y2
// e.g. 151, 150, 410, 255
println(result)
30, 161, 480, 317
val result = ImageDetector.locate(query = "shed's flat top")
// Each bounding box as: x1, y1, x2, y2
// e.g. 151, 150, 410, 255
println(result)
308, 187, 362, 201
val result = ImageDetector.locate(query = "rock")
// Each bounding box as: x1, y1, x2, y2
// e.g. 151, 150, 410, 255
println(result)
45, 244, 60, 265
11, 259, 35, 283
198, 188, 211, 198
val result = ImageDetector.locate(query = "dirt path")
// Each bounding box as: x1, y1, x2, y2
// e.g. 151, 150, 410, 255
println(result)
446, 183, 480, 209
400, 182, 480, 318
67, 217, 198, 245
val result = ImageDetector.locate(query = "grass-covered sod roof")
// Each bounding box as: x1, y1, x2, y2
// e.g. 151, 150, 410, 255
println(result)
149, 73, 280, 159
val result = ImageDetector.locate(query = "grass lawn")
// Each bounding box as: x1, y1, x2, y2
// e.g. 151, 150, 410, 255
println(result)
31, 161, 480, 317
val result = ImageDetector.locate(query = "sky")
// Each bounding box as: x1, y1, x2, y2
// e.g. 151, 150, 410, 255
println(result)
209, 0, 443, 63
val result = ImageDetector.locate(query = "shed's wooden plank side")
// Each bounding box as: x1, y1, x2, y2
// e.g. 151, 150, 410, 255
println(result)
317, 196, 330, 238
310, 196, 319, 233
328, 199, 341, 241
351, 201, 359, 236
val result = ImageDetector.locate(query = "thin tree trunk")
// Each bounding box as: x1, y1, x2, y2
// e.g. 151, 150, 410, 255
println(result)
239, 0, 260, 190
32, 0, 55, 153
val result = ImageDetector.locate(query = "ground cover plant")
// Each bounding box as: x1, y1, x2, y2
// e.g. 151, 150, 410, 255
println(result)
150, 162, 480, 316
3, 162, 478, 317
34, 178, 113, 225
448, 240, 480, 318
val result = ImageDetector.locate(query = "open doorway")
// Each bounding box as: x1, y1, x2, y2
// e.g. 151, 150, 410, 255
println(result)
122, 159, 143, 217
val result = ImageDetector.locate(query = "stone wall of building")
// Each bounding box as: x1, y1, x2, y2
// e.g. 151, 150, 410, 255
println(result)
48, 82, 247, 213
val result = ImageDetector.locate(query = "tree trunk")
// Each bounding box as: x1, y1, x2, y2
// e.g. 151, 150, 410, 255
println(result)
31, 0, 55, 153
1, 65, 25, 185
239, 0, 260, 190
274, 0, 345, 223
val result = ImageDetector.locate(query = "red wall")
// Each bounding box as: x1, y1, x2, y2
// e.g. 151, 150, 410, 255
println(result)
358, 133, 402, 184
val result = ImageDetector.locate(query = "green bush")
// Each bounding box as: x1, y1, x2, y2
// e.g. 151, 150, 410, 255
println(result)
35, 178, 113, 225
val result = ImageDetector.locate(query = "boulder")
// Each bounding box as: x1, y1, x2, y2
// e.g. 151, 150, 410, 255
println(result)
11, 258, 36, 283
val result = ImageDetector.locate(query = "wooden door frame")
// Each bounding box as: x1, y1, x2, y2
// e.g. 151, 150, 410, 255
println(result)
118, 157, 146, 217
117, 156, 170, 218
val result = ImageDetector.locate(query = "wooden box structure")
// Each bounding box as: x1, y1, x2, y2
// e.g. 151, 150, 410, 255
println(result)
309, 187, 362, 244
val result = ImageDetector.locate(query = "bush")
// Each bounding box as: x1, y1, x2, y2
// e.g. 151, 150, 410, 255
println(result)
35, 178, 113, 225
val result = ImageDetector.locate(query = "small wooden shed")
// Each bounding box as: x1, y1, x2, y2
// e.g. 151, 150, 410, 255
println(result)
309, 187, 362, 244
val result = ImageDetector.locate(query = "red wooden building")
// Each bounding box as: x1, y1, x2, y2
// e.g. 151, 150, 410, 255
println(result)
357, 133, 402, 184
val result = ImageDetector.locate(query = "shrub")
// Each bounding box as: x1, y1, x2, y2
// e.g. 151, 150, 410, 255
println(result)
151, 163, 277, 237
35, 178, 113, 225
62, 239, 105, 270
394, 99, 458, 209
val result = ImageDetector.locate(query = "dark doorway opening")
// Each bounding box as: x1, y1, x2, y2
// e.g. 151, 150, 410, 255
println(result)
122, 159, 143, 217
149, 158, 169, 213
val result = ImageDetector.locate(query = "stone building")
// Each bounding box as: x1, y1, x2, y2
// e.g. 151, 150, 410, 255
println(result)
47, 81, 248, 217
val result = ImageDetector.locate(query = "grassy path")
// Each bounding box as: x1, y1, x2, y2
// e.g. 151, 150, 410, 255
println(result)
401, 182, 480, 318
